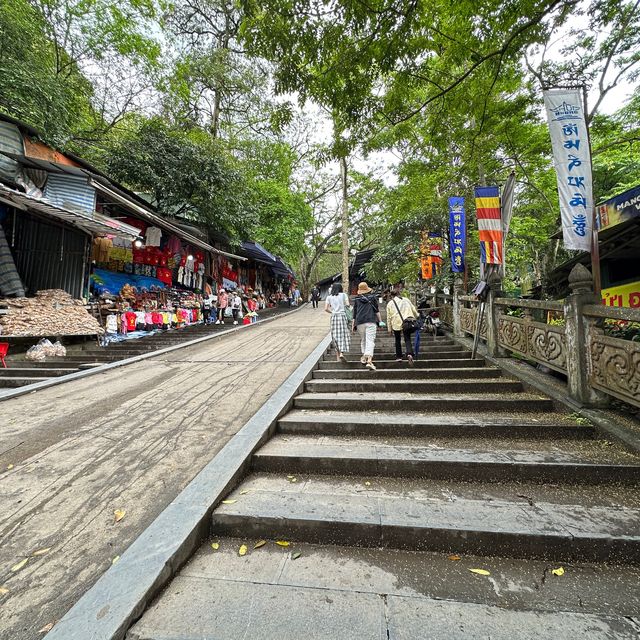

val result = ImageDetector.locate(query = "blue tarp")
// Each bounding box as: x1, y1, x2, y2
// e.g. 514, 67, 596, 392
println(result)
240, 241, 277, 264
91, 268, 166, 296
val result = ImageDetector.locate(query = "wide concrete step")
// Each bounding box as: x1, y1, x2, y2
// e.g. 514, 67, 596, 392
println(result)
253, 436, 640, 484
293, 392, 554, 412
318, 358, 486, 370
5, 359, 83, 368
305, 378, 522, 394
312, 367, 500, 380
278, 410, 595, 439
0, 376, 52, 388
343, 342, 464, 353
0, 367, 79, 377
338, 350, 472, 360
127, 535, 640, 640
211, 483, 640, 563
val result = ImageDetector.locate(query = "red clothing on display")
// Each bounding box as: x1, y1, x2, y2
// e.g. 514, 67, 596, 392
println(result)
124, 311, 137, 332
151, 312, 163, 325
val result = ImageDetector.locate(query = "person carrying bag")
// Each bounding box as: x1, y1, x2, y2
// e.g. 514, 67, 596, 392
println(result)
387, 290, 419, 366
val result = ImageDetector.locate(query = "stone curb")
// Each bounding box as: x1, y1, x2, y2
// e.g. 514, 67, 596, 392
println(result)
45, 327, 332, 640
0, 305, 306, 402
452, 331, 640, 454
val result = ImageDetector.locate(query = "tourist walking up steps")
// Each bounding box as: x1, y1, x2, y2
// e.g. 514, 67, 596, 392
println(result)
386, 288, 419, 366
311, 285, 321, 309
325, 283, 350, 363
352, 281, 380, 371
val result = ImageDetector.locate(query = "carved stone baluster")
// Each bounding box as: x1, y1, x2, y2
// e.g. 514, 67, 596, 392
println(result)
453, 276, 464, 338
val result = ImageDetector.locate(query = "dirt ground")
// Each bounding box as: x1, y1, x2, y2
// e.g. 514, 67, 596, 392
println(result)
0, 307, 329, 639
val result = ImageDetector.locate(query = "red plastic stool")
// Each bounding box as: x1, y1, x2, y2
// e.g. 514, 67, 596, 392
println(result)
0, 342, 8, 368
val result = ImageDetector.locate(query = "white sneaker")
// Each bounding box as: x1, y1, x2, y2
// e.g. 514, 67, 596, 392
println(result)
233, 321, 238, 325
215, 320, 220, 324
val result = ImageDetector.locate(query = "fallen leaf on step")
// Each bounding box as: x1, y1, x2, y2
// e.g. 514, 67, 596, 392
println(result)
222, 499, 237, 504
364, 481, 371, 486
238, 545, 248, 556
551, 567, 565, 576
287, 475, 296, 479
113, 509, 126, 523
240, 490, 250, 495
112, 556, 120, 565
211, 542, 220, 551
275, 540, 290, 547
38, 622, 55, 633
291, 552, 302, 560
468, 568, 490, 576
7, 464, 13, 470
0, 586, 9, 595
254, 540, 267, 549
448, 555, 461, 561
32, 548, 51, 557
11, 558, 28, 572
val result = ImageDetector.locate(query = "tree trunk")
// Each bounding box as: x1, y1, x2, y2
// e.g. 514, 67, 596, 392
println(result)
340, 156, 349, 294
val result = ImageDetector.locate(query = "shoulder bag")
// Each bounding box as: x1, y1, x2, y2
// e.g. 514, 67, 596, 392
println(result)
343, 293, 353, 322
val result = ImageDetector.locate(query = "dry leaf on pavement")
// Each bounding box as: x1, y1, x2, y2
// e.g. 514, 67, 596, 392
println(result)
238, 545, 248, 556
468, 568, 490, 576
551, 567, 565, 576
222, 499, 237, 505
38, 622, 55, 633
211, 542, 220, 551
254, 540, 267, 549
0, 586, 9, 595
114, 509, 126, 523
7, 464, 13, 470
32, 548, 51, 557
448, 555, 461, 561
275, 540, 290, 547
292, 552, 302, 560
11, 558, 28, 572
112, 556, 120, 565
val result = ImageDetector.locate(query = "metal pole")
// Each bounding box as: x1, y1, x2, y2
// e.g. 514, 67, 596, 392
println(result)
582, 85, 602, 300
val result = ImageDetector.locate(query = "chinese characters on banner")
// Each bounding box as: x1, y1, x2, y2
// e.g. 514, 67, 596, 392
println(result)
419, 232, 443, 280
543, 88, 593, 252
448, 197, 466, 272
474, 186, 503, 264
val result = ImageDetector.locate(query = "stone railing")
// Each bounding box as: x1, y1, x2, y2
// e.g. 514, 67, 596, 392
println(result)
440, 264, 640, 409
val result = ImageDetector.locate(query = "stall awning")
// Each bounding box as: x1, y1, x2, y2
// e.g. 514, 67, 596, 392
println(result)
271, 256, 295, 277
90, 179, 247, 261
240, 241, 278, 264
0, 183, 140, 240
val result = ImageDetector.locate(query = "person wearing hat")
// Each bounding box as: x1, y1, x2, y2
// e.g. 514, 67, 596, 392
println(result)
352, 281, 380, 371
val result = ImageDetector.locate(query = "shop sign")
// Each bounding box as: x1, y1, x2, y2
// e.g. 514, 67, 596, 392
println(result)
448, 197, 465, 273
597, 184, 640, 232
601, 280, 640, 308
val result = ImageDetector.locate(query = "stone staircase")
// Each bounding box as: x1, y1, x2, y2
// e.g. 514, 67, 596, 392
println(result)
127, 334, 640, 639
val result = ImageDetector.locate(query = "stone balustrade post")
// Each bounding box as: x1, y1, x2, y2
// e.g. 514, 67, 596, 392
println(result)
452, 276, 464, 338
485, 274, 506, 358
563, 264, 608, 407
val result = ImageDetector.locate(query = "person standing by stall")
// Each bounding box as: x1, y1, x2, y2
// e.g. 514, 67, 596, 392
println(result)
231, 290, 242, 325
352, 282, 380, 371
216, 288, 228, 324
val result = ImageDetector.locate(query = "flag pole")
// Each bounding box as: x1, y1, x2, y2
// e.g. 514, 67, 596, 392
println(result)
582, 85, 602, 300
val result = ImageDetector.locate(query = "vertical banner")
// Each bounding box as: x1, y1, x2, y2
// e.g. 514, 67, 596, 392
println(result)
474, 186, 503, 264
543, 88, 593, 252
448, 197, 466, 272
419, 232, 443, 279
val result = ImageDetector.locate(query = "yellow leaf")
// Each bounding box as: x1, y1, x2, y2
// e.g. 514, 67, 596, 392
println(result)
286, 475, 296, 479
552, 567, 565, 576
364, 481, 371, 486
448, 554, 461, 561
238, 544, 248, 556
222, 499, 237, 505
211, 542, 220, 550
32, 548, 51, 557
7, 464, 13, 470
0, 586, 9, 595
254, 540, 267, 549
275, 540, 290, 547
114, 509, 126, 523
11, 558, 28, 572
112, 556, 120, 565
38, 622, 55, 633
468, 568, 490, 576
290, 478, 298, 483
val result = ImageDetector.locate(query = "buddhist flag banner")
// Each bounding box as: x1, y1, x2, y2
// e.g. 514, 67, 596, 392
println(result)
474, 186, 503, 264
448, 197, 466, 273
543, 88, 593, 252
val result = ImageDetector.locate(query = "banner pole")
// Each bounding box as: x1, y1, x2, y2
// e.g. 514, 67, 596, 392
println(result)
582, 85, 602, 300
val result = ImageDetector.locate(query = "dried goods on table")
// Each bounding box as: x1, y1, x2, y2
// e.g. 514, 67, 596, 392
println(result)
0, 289, 104, 337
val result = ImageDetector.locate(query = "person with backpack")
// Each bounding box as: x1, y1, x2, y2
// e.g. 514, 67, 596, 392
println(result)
352, 282, 380, 371
324, 283, 351, 362
387, 288, 419, 365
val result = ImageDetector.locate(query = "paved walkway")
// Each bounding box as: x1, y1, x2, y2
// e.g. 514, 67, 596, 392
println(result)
0, 307, 329, 639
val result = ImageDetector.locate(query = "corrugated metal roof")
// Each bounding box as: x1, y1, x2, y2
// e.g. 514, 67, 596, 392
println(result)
0, 183, 140, 240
